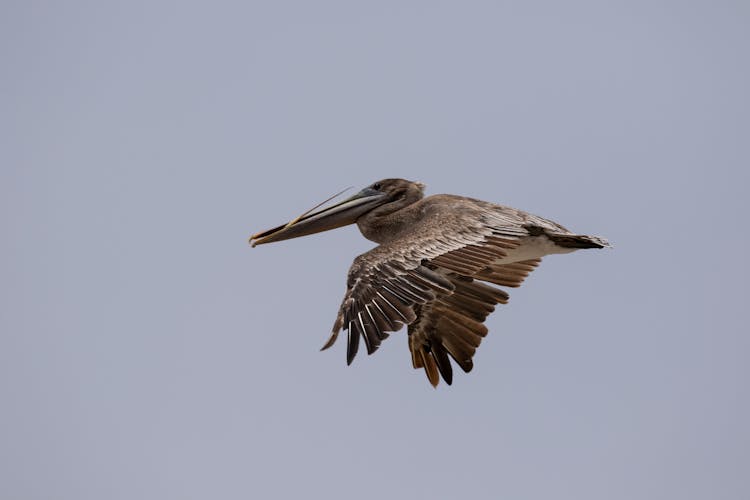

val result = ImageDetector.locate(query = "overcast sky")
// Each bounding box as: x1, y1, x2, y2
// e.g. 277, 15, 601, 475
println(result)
2, 1, 749, 499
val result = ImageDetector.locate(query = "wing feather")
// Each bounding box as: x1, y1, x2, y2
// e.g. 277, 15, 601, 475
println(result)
407, 275, 503, 386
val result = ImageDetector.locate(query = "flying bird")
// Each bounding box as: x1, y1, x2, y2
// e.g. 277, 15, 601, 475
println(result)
249, 178, 609, 387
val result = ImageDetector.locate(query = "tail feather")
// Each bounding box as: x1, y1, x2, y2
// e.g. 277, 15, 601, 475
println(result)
548, 233, 611, 249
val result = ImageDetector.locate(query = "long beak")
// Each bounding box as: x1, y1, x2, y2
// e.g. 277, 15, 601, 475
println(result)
249, 188, 386, 247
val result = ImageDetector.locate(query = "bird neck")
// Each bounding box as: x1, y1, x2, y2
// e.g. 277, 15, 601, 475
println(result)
356, 201, 421, 244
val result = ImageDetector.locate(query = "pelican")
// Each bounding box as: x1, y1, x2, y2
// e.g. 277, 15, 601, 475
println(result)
249, 179, 610, 387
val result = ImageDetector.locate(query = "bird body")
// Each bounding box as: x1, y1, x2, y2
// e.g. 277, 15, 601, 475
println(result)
250, 179, 609, 387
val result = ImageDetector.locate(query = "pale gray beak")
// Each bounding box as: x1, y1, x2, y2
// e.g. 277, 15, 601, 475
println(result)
249, 188, 386, 247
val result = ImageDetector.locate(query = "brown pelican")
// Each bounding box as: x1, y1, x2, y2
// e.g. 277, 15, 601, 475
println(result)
249, 179, 609, 387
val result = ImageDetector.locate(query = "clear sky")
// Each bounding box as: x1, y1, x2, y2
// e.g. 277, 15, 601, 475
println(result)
2, 1, 749, 499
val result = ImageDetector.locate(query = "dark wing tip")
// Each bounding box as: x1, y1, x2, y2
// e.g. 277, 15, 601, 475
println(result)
346, 324, 360, 365
431, 343, 453, 385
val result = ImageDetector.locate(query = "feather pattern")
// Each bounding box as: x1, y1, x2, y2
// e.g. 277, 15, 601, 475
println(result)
407, 269, 535, 386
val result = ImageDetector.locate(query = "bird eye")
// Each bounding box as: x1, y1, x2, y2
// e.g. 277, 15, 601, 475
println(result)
372, 182, 382, 190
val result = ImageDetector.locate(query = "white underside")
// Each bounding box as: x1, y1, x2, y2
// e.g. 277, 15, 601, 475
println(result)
492, 236, 576, 265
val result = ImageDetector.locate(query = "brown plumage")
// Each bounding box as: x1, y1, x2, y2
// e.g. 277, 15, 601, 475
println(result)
250, 178, 610, 387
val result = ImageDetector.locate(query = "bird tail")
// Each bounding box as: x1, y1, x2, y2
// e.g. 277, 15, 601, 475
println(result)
547, 233, 611, 249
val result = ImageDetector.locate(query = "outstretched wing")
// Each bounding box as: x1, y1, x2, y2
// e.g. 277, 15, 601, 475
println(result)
322, 259, 455, 364
408, 259, 541, 386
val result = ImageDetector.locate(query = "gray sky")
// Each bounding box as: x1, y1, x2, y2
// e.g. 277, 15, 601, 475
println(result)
2, 1, 749, 499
